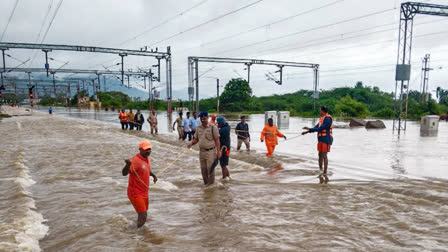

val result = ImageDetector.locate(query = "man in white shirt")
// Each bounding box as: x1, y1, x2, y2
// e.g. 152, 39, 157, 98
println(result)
182, 112, 193, 141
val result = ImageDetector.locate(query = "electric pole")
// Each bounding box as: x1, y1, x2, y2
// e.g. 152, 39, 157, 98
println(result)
420, 54, 433, 103
52, 72, 56, 97
216, 78, 220, 113
103, 75, 106, 91
1, 49, 6, 88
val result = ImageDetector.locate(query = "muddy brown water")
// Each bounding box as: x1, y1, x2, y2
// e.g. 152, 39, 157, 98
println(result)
1, 108, 447, 251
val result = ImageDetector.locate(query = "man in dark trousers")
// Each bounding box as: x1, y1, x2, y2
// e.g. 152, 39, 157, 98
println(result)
217, 116, 231, 179
302, 106, 333, 179
134, 110, 144, 131
235, 115, 250, 151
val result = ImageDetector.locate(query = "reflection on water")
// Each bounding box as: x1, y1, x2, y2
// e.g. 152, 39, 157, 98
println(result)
420, 131, 438, 137
1, 108, 447, 251
167, 113, 173, 133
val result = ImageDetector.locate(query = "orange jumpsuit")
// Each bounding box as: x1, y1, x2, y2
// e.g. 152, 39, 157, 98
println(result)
128, 154, 151, 213
260, 124, 284, 156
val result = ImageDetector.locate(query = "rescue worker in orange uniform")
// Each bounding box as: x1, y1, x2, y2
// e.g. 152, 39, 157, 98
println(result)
122, 140, 158, 228
119, 109, 128, 130
209, 113, 217, 125
302, 106, 333, 177
260, 118, 286, 157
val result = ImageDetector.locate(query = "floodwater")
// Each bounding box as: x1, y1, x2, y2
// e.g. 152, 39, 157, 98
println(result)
1, 107, 447, 251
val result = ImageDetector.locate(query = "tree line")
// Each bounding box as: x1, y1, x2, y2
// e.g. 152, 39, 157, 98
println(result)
35, 78, 447, 119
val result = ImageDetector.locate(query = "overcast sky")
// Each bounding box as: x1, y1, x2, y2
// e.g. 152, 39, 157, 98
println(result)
1, 0, 447, 99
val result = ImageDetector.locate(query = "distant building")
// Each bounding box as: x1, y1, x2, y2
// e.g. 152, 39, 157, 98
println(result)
78, 95, 89, 106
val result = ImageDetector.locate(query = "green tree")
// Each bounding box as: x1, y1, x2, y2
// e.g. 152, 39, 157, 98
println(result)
38, 95, 55, 106
220, 78, 252, 111
96, 91, 131, 108
334, 95, 369, 118
436, 87, 448, 105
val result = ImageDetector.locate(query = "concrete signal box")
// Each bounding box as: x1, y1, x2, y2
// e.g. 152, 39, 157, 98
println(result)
277, 111, 290, 129
421, 115, 439, 132
265, 111, 277, 124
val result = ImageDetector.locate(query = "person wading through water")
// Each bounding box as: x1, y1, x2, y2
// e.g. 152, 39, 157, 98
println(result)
134, 110, 144, 131
183, 112, 193, 141
187, 111, 221, 186
172, 112, 184, 140
209, 113, 217, 125
190, 111, 200, 139
217, 116, 231, 179
147, 111, 158, 135
260, 118, 286, 157
302, 106, 333, 181
128, 109, 135, 130
235, 115, 250, 151
119, 109, 128, 130
122, 140, 158, 228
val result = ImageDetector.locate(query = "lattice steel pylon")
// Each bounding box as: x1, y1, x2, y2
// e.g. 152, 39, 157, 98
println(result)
394, 2, 448, 134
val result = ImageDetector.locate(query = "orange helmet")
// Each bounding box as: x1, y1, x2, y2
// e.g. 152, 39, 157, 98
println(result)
211, 113, 216, 118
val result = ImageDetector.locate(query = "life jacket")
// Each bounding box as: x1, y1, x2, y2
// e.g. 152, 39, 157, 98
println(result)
128, 154, 151, 198
317, 114, 333, 137
210, 118, 216, 125
261, 124, 283, 145
119, 112, 128, 122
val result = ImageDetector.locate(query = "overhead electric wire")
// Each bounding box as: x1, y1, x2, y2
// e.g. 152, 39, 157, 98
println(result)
198, 0, 344, 48
70, 1, 210, 70
29, 0, 64, 66
0, 0, 20, 42
39, 0, 64, 44
5, 54, 28, 64
34, 0, 54, 44
116, 0, 210, 47
278, 27, 448, 64
214, 7, 397, 55
148, 0, 265, 47
248, 17, 448, 59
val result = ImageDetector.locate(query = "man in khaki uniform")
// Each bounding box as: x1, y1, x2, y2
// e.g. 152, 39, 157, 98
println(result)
172, 112, 184, 140
187, 111, 221, 186
147, 111, 158, 135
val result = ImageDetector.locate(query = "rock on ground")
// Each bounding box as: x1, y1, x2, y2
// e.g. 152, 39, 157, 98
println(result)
366, 120, 386, 129
349, 118, 367, 127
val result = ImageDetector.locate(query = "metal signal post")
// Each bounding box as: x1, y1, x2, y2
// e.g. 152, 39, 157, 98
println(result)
393, 2, 448, 134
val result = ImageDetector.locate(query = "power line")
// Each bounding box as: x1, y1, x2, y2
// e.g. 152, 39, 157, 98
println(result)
28, 0, 63, 67
5, 53, 28, 64
214, 7, 396, 55
278, 27, 448, 64
28, 0, 54, 67
198, 0, 344, 48
116, 0, 210, 47
68, 1, 210, 70
168, 15, 446, 77
82, 0, 265, 69
34, 0, 54, 44
163, 13, 445, 77
0, 0, 20, 42
148, 0, 265, 47
39, 0, 64, 44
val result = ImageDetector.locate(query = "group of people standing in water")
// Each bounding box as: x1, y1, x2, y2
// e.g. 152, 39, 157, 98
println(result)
121, 106, 334, 228
118, 109, 158, 134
